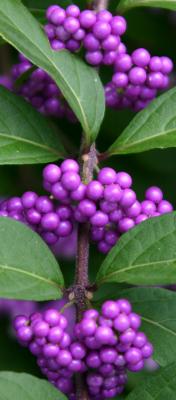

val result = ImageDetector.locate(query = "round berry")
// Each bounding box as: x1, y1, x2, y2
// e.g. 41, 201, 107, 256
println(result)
21, 191, 38, 209
61, 171, 81, 191
43, 164, 61, 184
80, 10, 96, 29
78, 199, 96, 217
132, 48, 150, 67
98, 167, 116, 185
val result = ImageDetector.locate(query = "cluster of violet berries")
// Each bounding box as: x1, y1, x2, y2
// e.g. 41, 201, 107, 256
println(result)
45, 5, 127, 66
0, 6, 173, 120
14, 298, 153, 399
43, 161, 174, 254
0, 192, 74, 247
105, 48, 173, 111
45, 4, 173, 111
0, 159, 173, 254
9, 54, 76, 121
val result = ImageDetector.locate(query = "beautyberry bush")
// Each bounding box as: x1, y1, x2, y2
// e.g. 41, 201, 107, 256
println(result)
0, 1, 176, 400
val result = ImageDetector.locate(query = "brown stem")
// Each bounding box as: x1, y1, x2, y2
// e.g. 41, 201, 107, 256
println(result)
74, 143, 97, 400
75, 143, 97, 312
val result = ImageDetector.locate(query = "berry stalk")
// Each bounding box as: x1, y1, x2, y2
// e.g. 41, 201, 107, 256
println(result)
93, 0, 109, 12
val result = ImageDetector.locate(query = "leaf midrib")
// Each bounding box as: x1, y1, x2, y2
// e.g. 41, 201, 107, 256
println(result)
118, 0, 176, 11
142, 316, 176, 337
127, 0, 176, 5
111, 127, 176, 154
98, 257, 176, 283
110, 90, 176, 153
0, 263, 62, 289
113, 125, 176, 153
0, 132, 60, 155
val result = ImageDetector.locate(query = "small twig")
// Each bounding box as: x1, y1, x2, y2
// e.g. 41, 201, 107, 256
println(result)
98, 151, 109, 162
92, 0, 109, 11
59, 301, 75, 314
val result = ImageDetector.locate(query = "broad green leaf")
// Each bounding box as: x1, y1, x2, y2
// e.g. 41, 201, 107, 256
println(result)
96, 212, 176, 286
0, 86, 65, 164
126, 363, 176, 400
0, 218, 64, 300
108, 88, 176, 156
95, 287, 176, 367
0, 0, 105, 143
0, 372, 66, 400
117, 0, 176, 14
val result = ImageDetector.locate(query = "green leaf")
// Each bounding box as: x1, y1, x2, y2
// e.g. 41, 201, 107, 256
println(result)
108, 88, 176, 156
125, 363, 176, 400
117, 0, 176, 14
0, 372, 66, 400
0, 0, 105, 142
95, 287, 176, 367
0, 86, 65, 164
0, 217, 64, 300
96, 212, 176, 286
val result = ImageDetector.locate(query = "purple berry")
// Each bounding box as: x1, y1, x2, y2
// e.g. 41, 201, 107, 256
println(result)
102, 301, 120, 319
80, 10, 96, 29
125, 347, 142, 365
90, 211, 109, 227
61, 171, 81, 191
98, 168, 116, 185
33, 320, 50, 337
93, 21, 111, 40
44, 309, 61, 326
43, 164, 61, 184
49, 8, 66, 25
21, 191, 38, 209
129, 67, 147, 85
110, 16, 127, 36
132, 48, 150, 67
61, 159, 79, 173
86, 180, 104, 201
78, 199, 96, 217
64, 17, 80, 34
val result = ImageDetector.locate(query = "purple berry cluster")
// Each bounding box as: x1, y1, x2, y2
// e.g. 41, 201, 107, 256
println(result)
14, 298, 153, 399
14, 308, 76, 399
0, 191, 73, 247
44, 162, 173, 254
0, 5, 173, 122
77, 299, 153, 398
45, 5, 127, 66
44, 4, 173, 109
89, 171, 173, 253
0, 160, 173, 254
105, 48, 173, 111
5, 54, 76, 122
